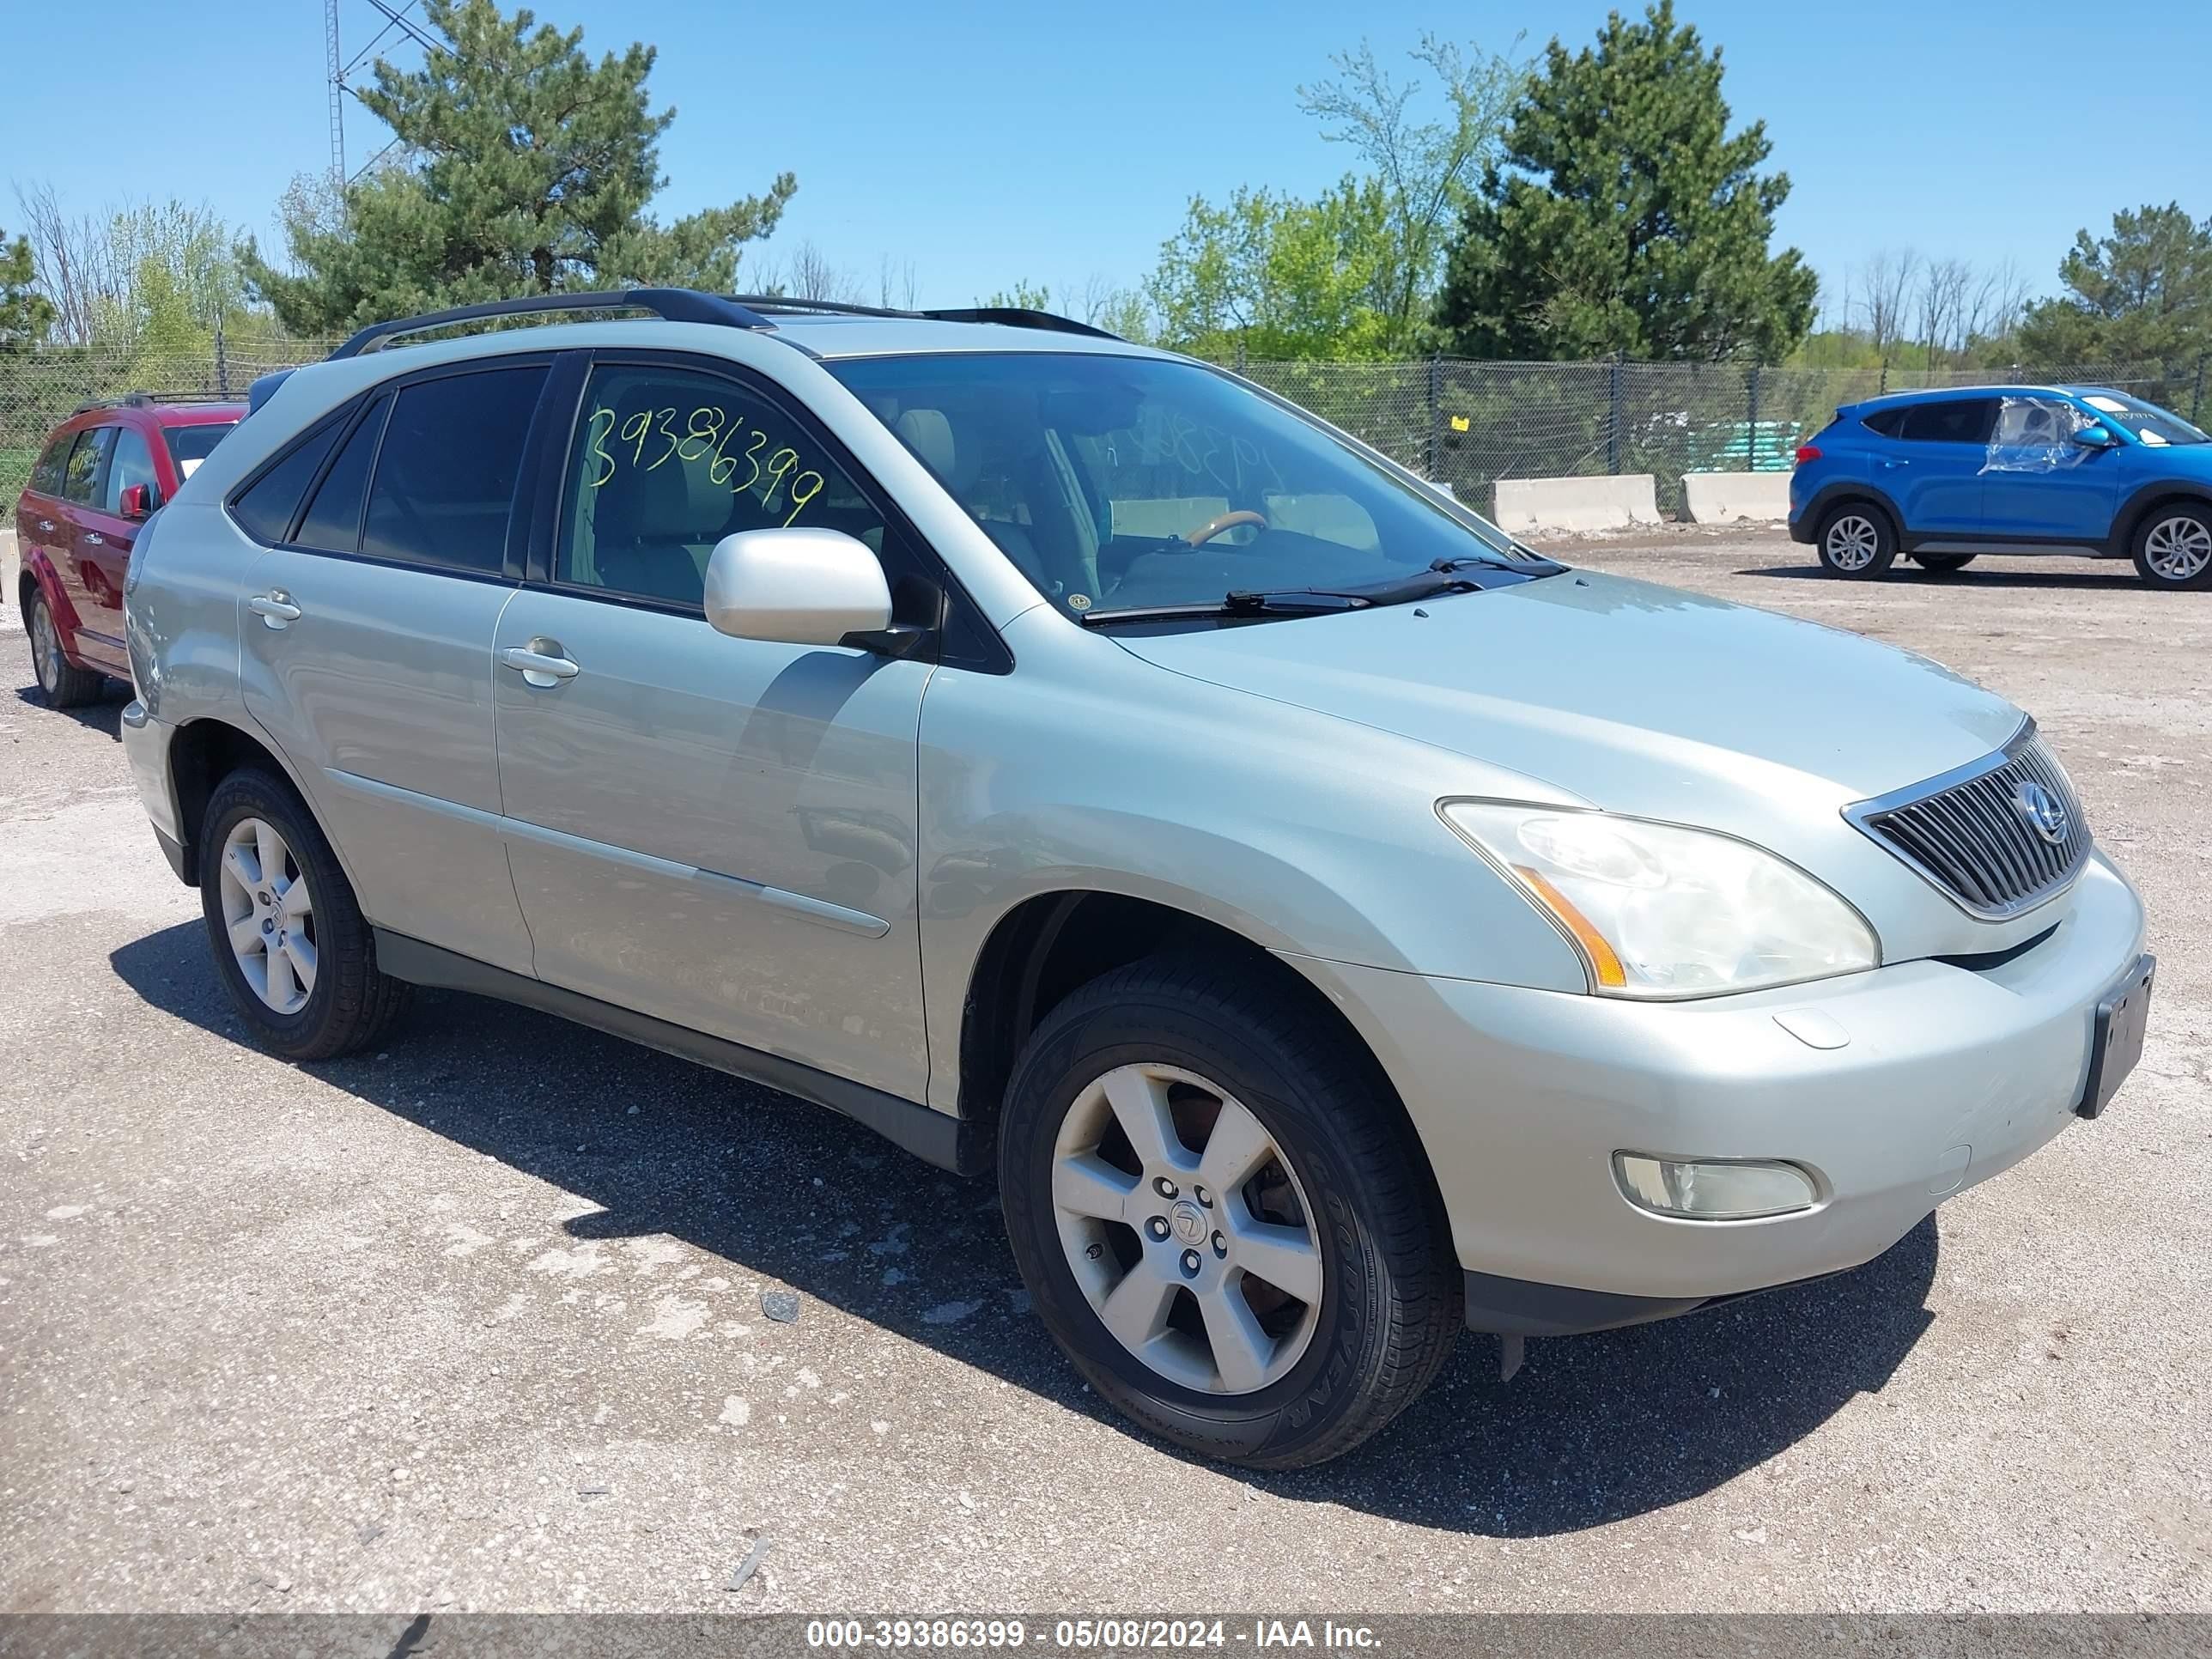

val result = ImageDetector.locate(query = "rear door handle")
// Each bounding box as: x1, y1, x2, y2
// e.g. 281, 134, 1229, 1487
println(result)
498, 640, 580, 687
38, 519, 56, 533
83, 531, 105, 546
1879, 459, 1910, 470
249, 591, 301, 629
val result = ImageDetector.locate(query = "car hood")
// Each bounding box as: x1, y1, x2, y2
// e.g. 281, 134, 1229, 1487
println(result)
1113, 569, 2025, 817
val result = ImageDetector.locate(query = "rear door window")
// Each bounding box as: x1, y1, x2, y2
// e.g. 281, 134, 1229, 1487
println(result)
362, 366, 547, 574
1899, 399, 1998, 444
61, 427, 116, 504
1860, 408, 1907, 438
163, 422, 237, 480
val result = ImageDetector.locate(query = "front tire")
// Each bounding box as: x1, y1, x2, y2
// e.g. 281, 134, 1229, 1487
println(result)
1814, 502, 1897, 579
2131, 506, 2212, 590
198, 769, 410, 1061
27, 590, 105, 707
999, 954, 1462, 1469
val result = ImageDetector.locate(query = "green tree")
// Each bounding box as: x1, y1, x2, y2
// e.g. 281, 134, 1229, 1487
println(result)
240, 0, 795, 333
2017, 204, 2212, 363
1297, 33, 1525, 353
2, 221, 56, 348
1147, 179, 1396, 360
976, 280, 1054, 311
1433, 2, 1816, 362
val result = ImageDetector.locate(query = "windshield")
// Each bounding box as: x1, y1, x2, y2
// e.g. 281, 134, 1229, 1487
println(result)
162, 421, 239, 477
827, 352, 1530, 619
2079, 392, 2208, 447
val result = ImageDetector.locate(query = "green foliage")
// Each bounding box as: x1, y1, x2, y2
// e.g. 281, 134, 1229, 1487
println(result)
1147, 179, 1398, 361
976, 281, 1054, 312
239, 0, 795, 333
1433, 1, 1816, 362
2018, 204, 2212, 363
1296, 34, 1527, 353
0, 222, 55, 349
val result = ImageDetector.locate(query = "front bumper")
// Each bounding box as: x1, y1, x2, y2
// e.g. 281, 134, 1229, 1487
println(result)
1296, 852, 2146, 1322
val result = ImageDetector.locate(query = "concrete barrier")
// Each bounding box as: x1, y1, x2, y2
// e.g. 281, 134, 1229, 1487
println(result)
1, 526, 16, 617
1683, 471, 1792, 524
1492, 473, 1660, 535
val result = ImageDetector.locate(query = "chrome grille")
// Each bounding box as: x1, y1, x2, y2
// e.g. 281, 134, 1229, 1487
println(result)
1844, 726, 2090, 919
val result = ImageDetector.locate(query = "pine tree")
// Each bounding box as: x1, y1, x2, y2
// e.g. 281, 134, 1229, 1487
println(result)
240, 0, 795, 333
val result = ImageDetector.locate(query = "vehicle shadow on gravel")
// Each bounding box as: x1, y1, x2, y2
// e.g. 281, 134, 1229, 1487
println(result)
11, 683, 126, 738
1745, 563, 2147, 592
112, 918, 1937, 1539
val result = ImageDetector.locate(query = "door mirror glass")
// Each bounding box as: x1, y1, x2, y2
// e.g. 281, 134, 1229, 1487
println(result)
2070, 422, 2117, 448
118, 483, 153, 518
703, 527, 893, 647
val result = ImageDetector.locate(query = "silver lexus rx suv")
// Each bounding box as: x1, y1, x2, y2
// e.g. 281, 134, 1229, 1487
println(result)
118, 289, 2154, 1468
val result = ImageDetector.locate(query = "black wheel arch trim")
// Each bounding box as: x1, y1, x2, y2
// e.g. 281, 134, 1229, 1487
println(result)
2112, 482, 2212, 555
1793, 481, 1903, 545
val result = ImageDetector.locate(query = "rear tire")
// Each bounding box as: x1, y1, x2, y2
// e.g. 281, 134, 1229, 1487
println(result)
27, 590, 105, 708
198, 769, 410, 1061
998, 953, 1462, 1469
1911, 551, 1977, 574
1814, 502, 1897, 579
2130, 506, 2212, 590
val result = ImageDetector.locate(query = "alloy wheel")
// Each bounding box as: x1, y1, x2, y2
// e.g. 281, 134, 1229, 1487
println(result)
30, 600, 61, 694
218, 817, 318, 1014
1824, 514, 1881, 571
1050, 1062, 1324, 1395
2144, 514, 2212, 582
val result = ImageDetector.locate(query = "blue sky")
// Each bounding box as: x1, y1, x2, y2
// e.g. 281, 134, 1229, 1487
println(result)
4, 0, 2205, 318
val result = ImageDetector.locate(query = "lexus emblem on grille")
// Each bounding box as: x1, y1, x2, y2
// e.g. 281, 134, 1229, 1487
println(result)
2011, 780, 2070, 844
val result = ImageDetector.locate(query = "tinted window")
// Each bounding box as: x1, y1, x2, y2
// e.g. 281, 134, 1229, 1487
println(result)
362, 367, 546, 573
163, 422, 237, 477
1899, 399, 1997, 444
61, 428, 115, 504
232, 416, 345, 544
556, 363, 885, 607
30, 432, 74, 495
294, 396, 388, 553
106, 427, 160, 513
1860, 408, 1906, 438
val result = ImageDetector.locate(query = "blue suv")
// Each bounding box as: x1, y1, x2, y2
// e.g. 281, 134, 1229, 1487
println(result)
1789, 386, 2212, 589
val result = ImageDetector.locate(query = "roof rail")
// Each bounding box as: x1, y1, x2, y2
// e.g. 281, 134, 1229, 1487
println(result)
69, 389, 243, 416
920, 306, 1121, 340
729, 294, 1122, 341
328, 288, 775, 361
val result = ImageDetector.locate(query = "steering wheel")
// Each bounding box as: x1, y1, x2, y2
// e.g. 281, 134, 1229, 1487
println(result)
1184, 508, 1269, 546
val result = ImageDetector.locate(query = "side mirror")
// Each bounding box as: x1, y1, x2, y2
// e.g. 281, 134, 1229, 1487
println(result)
118, 483, 154, 518
2070, 423, 2117, 448
703, 527, 894, 649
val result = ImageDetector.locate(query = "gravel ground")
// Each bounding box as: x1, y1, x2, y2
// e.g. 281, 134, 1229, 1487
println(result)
1, 525, 2206, 1615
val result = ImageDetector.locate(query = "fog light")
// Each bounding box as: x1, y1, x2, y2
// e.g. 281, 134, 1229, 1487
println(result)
1613, 1154, 1817, 1220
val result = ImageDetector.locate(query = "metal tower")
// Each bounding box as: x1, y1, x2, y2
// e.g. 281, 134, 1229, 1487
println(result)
325, 0, 346, 191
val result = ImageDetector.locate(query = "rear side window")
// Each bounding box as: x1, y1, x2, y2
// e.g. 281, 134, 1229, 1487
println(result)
232, 416, 346, 544
30, 432, 75, 495
1899, 399, 1997, 444
62, 427, 115, 504
1860, 408, 1906, 438
362, 367, 546, 574
294, 396, 389, 553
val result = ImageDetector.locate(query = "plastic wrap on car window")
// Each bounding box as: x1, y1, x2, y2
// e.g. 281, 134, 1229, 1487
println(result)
1982, 395, 2094, 474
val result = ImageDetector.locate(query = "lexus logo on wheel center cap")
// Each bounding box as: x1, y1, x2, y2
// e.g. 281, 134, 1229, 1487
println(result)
1169, 1200, 1208, 1245
2011, 780, 2070, 845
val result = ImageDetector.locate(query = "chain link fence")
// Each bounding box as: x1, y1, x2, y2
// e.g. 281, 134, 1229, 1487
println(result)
4, 331, 2207, 520
1237, 355, 2203, 518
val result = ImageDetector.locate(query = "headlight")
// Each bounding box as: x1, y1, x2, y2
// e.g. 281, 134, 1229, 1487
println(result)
1440, 801, 1879, 999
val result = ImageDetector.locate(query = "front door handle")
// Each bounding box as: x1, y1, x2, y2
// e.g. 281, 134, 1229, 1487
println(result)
498, 638, 580, 688
249, 591, 301, 629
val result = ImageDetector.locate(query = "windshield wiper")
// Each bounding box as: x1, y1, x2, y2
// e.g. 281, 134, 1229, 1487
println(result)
1079, 589, 1371, 627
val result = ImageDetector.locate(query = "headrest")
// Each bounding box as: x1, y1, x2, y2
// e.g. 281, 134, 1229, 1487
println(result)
896, 407, 958, 479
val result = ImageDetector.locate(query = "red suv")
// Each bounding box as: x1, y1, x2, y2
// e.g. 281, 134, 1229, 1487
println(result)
15, 393, 243, 706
